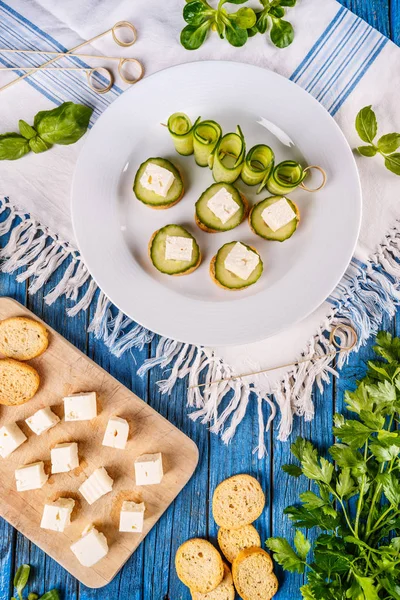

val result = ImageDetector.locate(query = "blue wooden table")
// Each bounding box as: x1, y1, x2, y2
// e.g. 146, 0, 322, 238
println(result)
0, 2, 399, 599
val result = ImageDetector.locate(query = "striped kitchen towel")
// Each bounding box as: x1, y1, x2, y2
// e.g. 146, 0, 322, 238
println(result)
1, 0, 400, 456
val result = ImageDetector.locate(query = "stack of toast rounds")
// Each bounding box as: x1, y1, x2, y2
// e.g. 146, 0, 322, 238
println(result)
0, 317, 49, 406
175, 474, 278, 600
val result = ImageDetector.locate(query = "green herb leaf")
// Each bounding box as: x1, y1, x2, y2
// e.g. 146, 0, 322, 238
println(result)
18, 120, 36, 140
181, 21, 211, 49
354, 575, 380, 600
332, 419, 373, 447
300, 585, 317, 600
29, 136, 52, 154
28, 594, 39, 600
269, 6, 285, 18
384, 152, 400, 176
355, 105, 378, 144
299, 491, 325, 509
183, 0, 211, 26
370, 439, 400, 462
336, 468, 356, 498
225, 19, 248, 46
328, 443, 365, 470
291, 437, 315, 461
0, 133, 30, 160
38, 591, 60, 600
270, 16, 294, 48
378, 472, 400, 506
223, 0, 248, 4
266, 537, 305, 573
14, 565, 30, 600
357, 145, 377, 157
294, 530, 311, 561
280, 0, 297, 5
282, 463, 302, 477
377, 132, 400, 154
235, 7, 256, 29
256, 11, 269, 34
33, 102, 93, 145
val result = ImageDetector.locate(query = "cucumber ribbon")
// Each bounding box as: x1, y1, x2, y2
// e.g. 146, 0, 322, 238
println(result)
193, 119, 222, 167
212, 126, 246, 184
267, 161, 327, 194
167, 112, 201, 156
241, 144, 275, 193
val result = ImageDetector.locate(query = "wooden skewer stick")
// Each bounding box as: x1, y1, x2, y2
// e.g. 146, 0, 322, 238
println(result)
0, 48, 128, 62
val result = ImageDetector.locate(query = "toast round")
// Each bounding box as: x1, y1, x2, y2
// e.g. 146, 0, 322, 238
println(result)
232, 548, 278, 600
218, 525, 261, 563
212, 474, 265, 529
0, 316, 49, 360
0, 358, 40, 405
175, 538, 224, 593
191, 563, 235, 600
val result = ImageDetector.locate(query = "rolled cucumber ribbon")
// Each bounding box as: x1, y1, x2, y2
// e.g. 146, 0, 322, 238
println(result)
212, 126, 246, 184
193, 120, 222, 167
241, 144, 275, 193
167, 112, 200, 156
266, 160, 306, 195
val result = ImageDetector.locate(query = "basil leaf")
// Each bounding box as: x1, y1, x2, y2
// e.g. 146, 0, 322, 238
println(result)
225, 19, 248, 46
357, 145, 377, 157
29, 135, 52, 154
33, 102, 92, 145
14, 564, 30, 599
183, 1, 210, 26
19, 120, 36, 140
377, 132, 400, 155
181, 21, 211, 49
270, 17, 294, 48
235, 7, 256, 29
0, 133, 30, 160
38, 591, 60, 600
385, 153, 400, 176
355, 105, 377, 144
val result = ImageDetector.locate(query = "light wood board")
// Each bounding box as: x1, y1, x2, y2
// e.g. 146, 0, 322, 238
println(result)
0, 297, 199, 588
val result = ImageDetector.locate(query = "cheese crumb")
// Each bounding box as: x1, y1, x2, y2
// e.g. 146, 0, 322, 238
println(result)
207, 187, 240, 224
140, 163, 175, 198
224, 242, 260, 281
165, 236, 193, 262
261, 198, 296, 232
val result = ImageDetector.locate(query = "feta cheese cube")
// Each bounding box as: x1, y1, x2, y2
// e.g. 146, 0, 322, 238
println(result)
207, 187, 240, 224
119, 501, 145, 533
261, 198, 296, 232
70, 525, 109, 567
51, 442, 79, 474
134, 452, 163, 485
40, 498, 75, 532
15, 461, 48, 491
79, 466, 114, 505
224, 242, 260, 281
0, 424, 27, 458
25, 407, 60, 435
139, 162, 175, 198
102, 416, 129, 450
64, 392, 97, 421
165, 236, 193, 262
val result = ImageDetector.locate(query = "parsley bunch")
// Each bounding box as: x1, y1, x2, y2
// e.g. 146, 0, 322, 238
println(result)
267, 332, 400, 600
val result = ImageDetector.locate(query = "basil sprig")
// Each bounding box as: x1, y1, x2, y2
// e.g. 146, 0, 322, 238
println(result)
0, 101, 93, 161
11, 564, 60, 600
181, 0, 296, 50
355, 105, 400, 176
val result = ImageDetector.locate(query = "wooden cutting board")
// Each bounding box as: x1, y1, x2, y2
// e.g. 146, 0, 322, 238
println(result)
0, 297, 199, 588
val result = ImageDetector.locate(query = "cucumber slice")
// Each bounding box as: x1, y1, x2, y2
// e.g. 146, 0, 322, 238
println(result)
250, 196, 299, 242
193, 120, 222, 167
212, 127, 246, 184
195, 183, 247, 232
167, 113, 200, 156
241, 144, 274, 192
149, 224, 201, 275
133, 158, 184, 208
211, 241, 263, 290
266, 160, 306, 195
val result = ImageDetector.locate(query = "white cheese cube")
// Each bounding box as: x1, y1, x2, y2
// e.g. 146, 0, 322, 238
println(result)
207, 187, 240, 224
165, 236, 193, 262
119, 501, 145, 533
40, 498, 75, 532
51, 442, 79, 474
64, 392, 97, 421
25, 407, 60, 435
134, 452, 163, 485
139, 162, 175, 198
0, 424, 27, 458
102, 416, 129, 450
15, 461, 48, 491
261, 198, 296, 232
70, 525, 109, 567
79, 466, 114, 505
224, 242, 260, 281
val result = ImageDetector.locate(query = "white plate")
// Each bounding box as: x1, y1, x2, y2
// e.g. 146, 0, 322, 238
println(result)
71, 61, 362, 347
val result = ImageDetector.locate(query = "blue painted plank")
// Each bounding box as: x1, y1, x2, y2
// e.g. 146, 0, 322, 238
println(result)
339, 0, 390, 37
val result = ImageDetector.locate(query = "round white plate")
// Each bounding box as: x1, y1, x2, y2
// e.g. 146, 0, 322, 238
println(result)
71, 61, 362, 347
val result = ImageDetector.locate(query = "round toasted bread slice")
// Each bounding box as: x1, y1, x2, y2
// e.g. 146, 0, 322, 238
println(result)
212, 474, 265, 529
218, 525, 261, 563
191, 563, 235, 600
0, 317, 49, 360
232, 548, 278, 600
175, 538, 224, 593
0, 358, 40, 405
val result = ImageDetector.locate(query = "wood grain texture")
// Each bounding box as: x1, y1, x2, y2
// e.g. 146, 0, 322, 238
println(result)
0, 1, 398, 599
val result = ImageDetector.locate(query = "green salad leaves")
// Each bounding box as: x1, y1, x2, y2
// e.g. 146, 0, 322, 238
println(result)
355, 105, 400, 176
11, 565, 60, 600
181, 0, 296, 50
0, 102, 93, 161
267, 331, 400, 600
